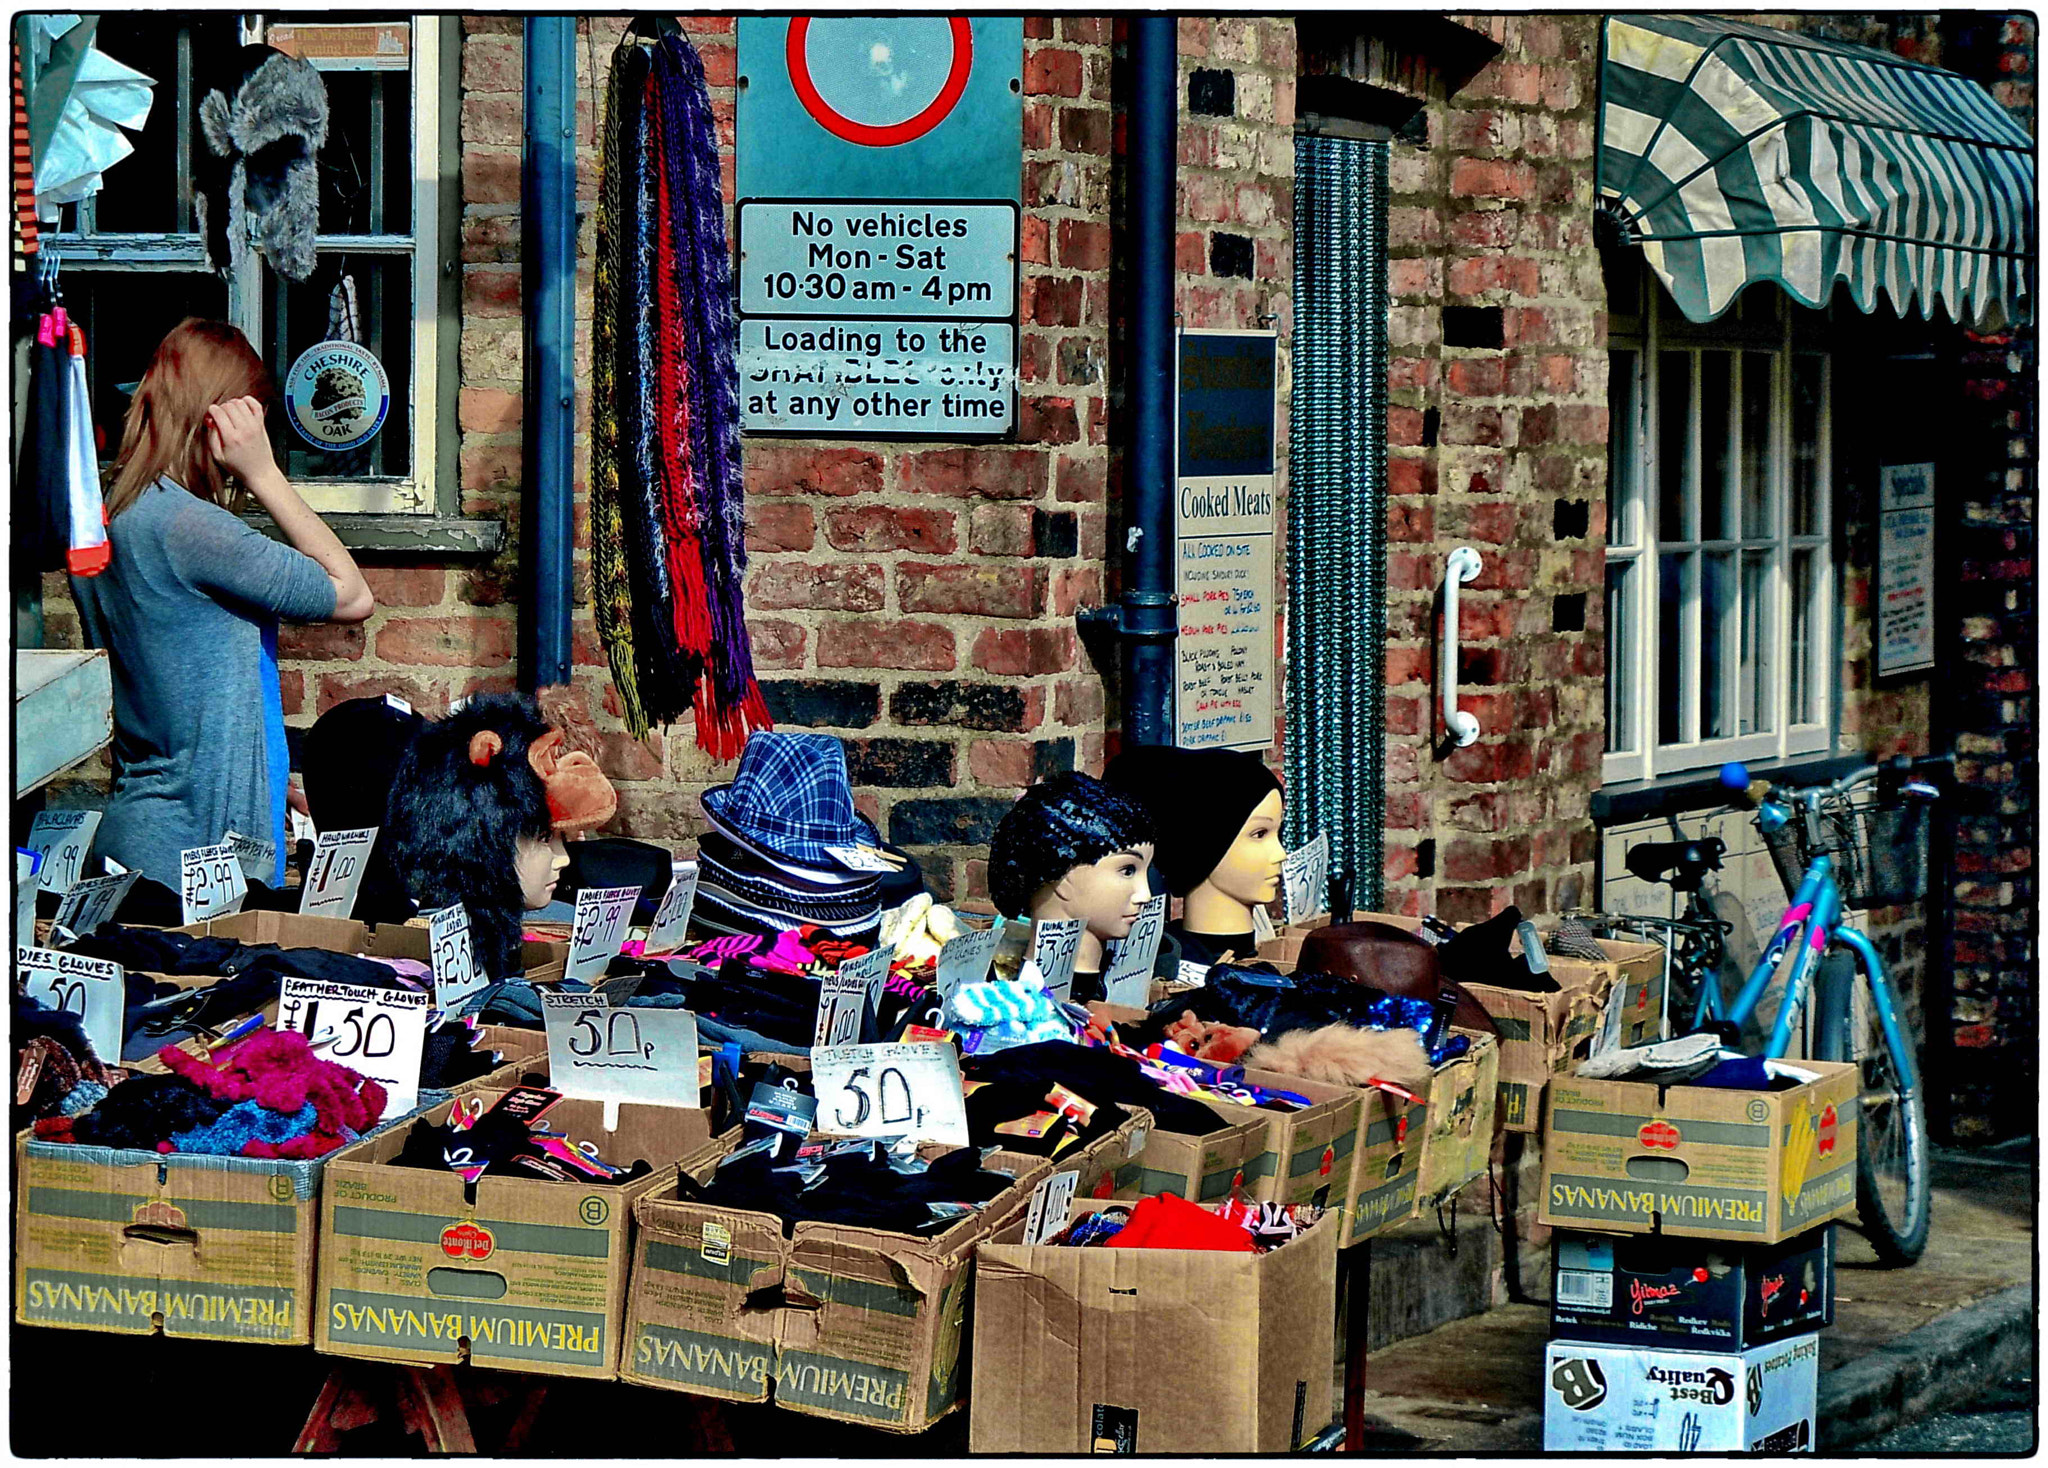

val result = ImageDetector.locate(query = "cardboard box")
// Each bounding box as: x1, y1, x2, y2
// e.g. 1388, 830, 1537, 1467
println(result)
1466, 963, 1613, 1135
1543, 1333, 1820, 1452
969, 1202, 1340, 1453
180, 910, 569, 984
620, 1138, 1049, 1431
1538, 934, 1666, 1047
1345, 1082, 1430, 1245
1417, 1031, 1501, 1205
315, 1090, 718, 1378
1551, 1225, 1834, 1350
1538, 1063, 1859, 1243
14, 1098, 441, 1345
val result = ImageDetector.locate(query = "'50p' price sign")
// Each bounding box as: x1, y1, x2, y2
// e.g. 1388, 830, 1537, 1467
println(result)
1282, 831, 1331, 925
566, 884, 642, 984
812, 1042, 969, 1148
300, 827, 378, 918
540, 991, 702, 1110
278, 978, 429, 1120
17, 946, 124, 1066
181, 843, 249, 925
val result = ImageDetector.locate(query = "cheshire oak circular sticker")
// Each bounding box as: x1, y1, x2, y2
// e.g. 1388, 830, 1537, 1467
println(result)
283, 340, 390, 452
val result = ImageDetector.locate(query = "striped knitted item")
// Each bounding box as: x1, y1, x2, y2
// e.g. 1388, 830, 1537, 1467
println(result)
947, 980, 1074, 1053
12, 43, 35, 268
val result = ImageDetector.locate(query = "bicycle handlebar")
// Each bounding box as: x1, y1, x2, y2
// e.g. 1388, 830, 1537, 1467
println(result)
1722, 752, 1952, 808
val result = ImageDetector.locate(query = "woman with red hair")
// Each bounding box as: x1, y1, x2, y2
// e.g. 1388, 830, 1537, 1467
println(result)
70, 319, 374, 888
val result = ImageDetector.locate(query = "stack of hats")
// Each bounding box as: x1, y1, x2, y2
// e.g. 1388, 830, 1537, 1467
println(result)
695, 732, 887, 945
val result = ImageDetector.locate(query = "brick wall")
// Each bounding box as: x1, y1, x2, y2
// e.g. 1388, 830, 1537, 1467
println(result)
1375, 14, 1609, 926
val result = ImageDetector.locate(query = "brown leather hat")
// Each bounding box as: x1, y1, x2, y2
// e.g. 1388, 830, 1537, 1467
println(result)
1294, 921, 1500, 1035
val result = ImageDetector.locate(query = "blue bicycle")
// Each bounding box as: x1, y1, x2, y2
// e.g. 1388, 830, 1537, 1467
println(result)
1576, 755, 1946, 1265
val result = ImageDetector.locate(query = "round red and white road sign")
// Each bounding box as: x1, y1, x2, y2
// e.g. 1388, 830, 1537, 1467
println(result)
784, 17, 974, 148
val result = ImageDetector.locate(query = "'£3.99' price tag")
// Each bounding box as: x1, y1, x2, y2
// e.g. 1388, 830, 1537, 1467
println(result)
278, 977, 429, 1121
811, 1041, 969, 1148
1282, 831, 1330, 926
181, 843, 249, 926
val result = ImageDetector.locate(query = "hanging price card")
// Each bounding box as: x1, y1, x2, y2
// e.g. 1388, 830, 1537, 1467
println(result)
300, 827, 378, 918
425, 903, 486, 1010
566, 884, 642, 984
641, 861, 701, 957
933, 923, 1002, 1004
17, 946, 124, 1067
812, 1042, 970, 1148
1282, 831, 1330, 925
1029, 916, 1085, 1001
540, 991, 703, 1109
50, 868, 140, 942
181, 843, 249, 925
813, 944, 895, 1049
1023, 1168, 1082, 1244
26, 810, 100, 895
278, 978, 430, 1120
1101, 894, 1168, 1008
221, 829, 278, 886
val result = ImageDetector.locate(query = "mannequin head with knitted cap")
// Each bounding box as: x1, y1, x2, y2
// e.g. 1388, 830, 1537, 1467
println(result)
987, 773, 1156, 976
1104, 746, 1284, 950
387, 691, 618, 980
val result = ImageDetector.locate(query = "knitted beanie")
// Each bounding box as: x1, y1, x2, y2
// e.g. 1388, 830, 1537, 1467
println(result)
986, 772, 1155, 918
1103, 747, 1281, 897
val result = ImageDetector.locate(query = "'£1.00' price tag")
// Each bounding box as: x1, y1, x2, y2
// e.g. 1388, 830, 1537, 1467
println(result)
811, 1041, 969, 1148
50, 868, 141, 943
278, 977, 429, 1121
181, 843, 248, 925
300, 827, 378, 919
812, 944, 895, 1049
566, 884, 642, 984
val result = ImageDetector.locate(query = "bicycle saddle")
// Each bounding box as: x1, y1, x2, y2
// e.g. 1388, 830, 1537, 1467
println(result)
1624, 837, 1725, 891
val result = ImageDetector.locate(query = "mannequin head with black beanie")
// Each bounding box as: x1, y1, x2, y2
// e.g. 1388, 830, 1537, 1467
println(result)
1104, 746, 1285, 962
987, 773, 1156, 978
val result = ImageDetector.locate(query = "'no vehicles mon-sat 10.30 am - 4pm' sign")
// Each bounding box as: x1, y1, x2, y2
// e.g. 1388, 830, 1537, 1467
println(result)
736, 18, 1022, 440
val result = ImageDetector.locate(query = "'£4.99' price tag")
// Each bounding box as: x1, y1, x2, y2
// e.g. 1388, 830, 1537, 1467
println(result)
811, 1042, 969, 1148
181, 843, 249, 925
565, 884, 642, 984
1101, 893, 1168, 1008
278, 978, 429, 1121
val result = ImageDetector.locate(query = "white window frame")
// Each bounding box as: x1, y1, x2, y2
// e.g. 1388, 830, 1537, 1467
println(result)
1604, 287, 1834, 786
47, 16, 448, 517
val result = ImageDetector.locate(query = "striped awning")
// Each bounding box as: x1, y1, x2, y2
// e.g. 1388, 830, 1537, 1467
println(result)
1599, 15, 2034, 329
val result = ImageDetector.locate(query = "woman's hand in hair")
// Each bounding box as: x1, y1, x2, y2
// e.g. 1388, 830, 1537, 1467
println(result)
205, 396, 281, 488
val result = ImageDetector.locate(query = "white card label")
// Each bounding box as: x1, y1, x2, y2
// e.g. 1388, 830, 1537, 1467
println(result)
540, 990, 703, 1109
278, 978, 430, 1121
1282, 831, 1331, 925
300, 827, 378, 918
16, 852, 37, 950
823, 843, 896, 873
641, 861, 700, 957
1175, 960, 1211, 988
426, 903, 486, 1010
17, 946, 124, 1066
221, 829, 278, 886
1023, 1169, 1082, 1245
933, 924, 1002, 1004
383, 693, 413, 715
814, 944, 895, 1049
51, 868, 140, 941
288, 804, 317, 845
566, 883, 642, 984
812, 1041, 969, 1148
1251, 902, 1278, 945
1592, 975, 1629, 1059
1102, 894, 1168, 1008
1029, 916, 1085, 1001
27, 810, 100, 895
181, 842, 249, 925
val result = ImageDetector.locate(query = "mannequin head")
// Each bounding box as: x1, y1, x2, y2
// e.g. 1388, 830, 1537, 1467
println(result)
387, 693, 617, 980
988, 773, 1156, 972
1102, 746, 1284, 938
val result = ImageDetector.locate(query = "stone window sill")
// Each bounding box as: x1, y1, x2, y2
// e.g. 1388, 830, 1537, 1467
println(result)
244, 513, 506, 558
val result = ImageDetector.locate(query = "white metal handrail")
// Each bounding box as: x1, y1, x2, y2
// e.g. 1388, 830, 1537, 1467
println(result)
1441, 546, 1482, 748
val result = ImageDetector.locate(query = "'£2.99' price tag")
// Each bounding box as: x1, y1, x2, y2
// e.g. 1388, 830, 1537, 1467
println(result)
278, 977, 429, 1121
811, 1042, 969, 1148
181, 843, 249, 925
566, 884, 642, 984
26, 810, 100, 896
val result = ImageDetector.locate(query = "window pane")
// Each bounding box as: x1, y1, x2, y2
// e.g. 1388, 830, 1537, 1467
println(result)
67, 272, 232, 446
1790, 548, 1816, 724
1605, 559, 1635, 754
1658, 352, 1693, 542
1791, 356, 1825, 536
1740, 548, 1774, 735
1701, 551, 1734, 740
1607, 349, 1639, 547
1659, 552, 1690, 746
1701, 352, 1733, 541
320, 68, 415, 236
1741, 351, 1774, 538
267, 255, 414, 481
80, 19, 232, 233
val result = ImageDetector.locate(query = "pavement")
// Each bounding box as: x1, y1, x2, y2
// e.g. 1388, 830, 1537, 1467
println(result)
1353, 1141, 2037, 1453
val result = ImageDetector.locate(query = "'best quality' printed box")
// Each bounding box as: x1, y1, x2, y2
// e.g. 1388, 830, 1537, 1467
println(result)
1544, 1333, 1820, 1452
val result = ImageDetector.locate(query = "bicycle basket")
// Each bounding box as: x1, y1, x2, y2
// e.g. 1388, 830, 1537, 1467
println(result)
1761, 790, 1930, 909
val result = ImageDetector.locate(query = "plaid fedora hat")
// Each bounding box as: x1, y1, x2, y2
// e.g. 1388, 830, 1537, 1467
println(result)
699, 732, 883, 873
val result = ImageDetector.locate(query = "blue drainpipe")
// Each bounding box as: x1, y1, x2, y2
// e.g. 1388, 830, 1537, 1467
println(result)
520, 17, 577, 692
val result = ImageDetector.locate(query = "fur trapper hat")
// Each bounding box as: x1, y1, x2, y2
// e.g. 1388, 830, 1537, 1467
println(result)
196, 44, 328, 282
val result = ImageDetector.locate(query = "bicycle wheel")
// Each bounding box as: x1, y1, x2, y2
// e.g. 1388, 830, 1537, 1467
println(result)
1813, 943, 1931, 1265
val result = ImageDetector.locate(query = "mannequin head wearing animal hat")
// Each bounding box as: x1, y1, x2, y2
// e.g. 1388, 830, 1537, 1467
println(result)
1104, 746, 1284, 941
386, 692, 617, 980
987, 773, 1156, 975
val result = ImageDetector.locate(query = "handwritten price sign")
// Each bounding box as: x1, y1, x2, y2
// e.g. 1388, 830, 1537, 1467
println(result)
50, 868, 140, 943
813, 944, 895, 1049
566, 884, 642, 984
641, 861, 700, 957
180, 843, 248, 925
1102, 893, 1168, 1007
1282, 831, 1331, 925
1030, 916, 1085, 1001
933, 923, 1002, 1005
540, 990, 702, 1109
278, 977, 429, 1120
812, 1041, 969, 1148
300, 827, 378, 918
425, 903, 487, 1010
221, 829, 278, 887
26, 810, 100, 895
17, 946, 124, 1066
